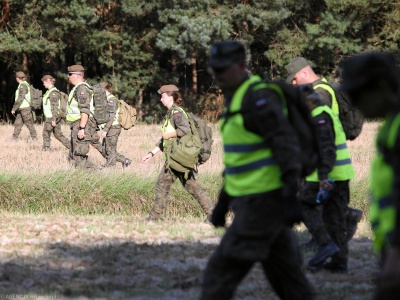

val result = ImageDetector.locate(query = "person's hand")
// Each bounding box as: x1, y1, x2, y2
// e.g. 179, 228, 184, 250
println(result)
102, 131, 107, 138
77, 129, 85, 140
51, 120, 56, 127
211, 189, 230, 228
282, 180, 303, 227
142, 152, 153, 162
319, 178, 333, 191
11, 110, 15, 116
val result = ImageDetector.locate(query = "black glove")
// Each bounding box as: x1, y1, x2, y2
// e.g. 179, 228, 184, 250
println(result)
211, 189, 231, 228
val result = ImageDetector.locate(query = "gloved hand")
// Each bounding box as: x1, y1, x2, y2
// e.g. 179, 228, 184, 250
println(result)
211, 189, 231, 228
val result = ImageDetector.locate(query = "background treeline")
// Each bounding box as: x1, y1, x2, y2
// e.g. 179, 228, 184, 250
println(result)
0, 0, 399, 123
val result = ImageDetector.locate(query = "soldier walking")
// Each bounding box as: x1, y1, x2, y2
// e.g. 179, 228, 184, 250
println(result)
98, 82, 131, 169
41, 75, 70, 151
11, 71, 37, 140
141, 85, 213, 222
200, 41, 315, 300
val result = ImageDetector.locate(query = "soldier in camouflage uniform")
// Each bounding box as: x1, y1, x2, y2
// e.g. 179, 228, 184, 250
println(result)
141, 84, 213, 222
298, 92, 355, 274
66, 65, 98, 169
11, 71, 37, 140
200, 41, 315, 300
41, 75, 70, 151
98, 82, 131, 169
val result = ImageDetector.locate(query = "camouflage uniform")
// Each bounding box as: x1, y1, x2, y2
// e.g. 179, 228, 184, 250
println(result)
201, 75, 314, 299
100, 94, 130, 167
42, 88, 70, 150
68, 83, 98, 169
148, 104, 213, 220
12, 82, 37, 140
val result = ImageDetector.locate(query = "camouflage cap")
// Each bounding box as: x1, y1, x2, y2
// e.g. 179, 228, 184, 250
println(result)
208, 41, 246, 69
100, 82, 112, 88
286, 57, 310, 83
41, 75, 55, 81
157, 84, 179, 94
67, 65, 85, 72
16, 71, 26, 78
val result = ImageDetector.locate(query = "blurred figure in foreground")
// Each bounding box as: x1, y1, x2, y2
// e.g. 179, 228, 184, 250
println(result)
341, 51, 400, 299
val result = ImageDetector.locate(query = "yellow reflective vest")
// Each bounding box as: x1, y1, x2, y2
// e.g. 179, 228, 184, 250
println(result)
15, 81, 31, 109
66, 82, 94, 122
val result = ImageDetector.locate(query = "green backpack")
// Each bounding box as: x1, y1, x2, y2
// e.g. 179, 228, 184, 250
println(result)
91, 84, 109, 125
27, 84, 42, 110
58, 91, 69, 118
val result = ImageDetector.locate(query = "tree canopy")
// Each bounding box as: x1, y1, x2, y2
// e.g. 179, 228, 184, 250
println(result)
0, 0, 398, 122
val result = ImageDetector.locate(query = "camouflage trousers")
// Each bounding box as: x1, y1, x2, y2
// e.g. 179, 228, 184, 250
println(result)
70, 118, 99, 169
299, 181, 350, 265
43, 119, 70, 150
13, 108, 37, 139
101, 125, 127, 167
148, 164, 213, 219
200, 191, 315, 300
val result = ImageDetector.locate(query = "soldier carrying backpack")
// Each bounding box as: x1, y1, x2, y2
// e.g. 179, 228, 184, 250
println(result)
141, 84, 213, 222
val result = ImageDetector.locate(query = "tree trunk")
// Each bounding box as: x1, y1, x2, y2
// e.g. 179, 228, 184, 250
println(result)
191, 52, 197, 93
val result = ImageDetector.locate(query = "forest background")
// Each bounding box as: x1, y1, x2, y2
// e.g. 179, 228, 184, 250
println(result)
0, 0, 399, 124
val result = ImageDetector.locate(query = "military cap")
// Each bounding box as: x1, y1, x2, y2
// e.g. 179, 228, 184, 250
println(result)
41, 75, 55, 81
157, 84, 179, 94
286, 57, 311, 83
100, 82, 112, 88
341, 52, 399, 93
16, 71, 26, 78
208, 41, 246, 69
67, 65, 85, 72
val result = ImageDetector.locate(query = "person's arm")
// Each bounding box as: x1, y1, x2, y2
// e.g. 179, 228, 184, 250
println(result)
103, 95, 117, 135
142, 146, 161, 162
166, 106, 190, 139
76, 84, 91, 139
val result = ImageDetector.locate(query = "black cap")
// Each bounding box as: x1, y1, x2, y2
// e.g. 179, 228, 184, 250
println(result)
208, 41, 246, 69
341, 52, 399, 92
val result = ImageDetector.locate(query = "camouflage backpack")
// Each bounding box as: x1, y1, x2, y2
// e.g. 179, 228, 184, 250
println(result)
28, 84, 43, 110
91, 84, 109, 125
58, 91, 69, 118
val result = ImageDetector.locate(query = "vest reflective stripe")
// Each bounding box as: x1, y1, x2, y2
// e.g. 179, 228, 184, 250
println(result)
222, 75, 282, 196
66, 82, 94, 122
313, 78, 339, 114
306, 105, 354, 182
370, 113, 400, 252
15, 81, 31, 109
42, 87, 58, 118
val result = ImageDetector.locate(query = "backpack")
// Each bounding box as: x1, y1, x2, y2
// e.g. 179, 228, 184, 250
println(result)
166, 109, 202, 176
187, 112, 213, 164
269, 80, 322, 178
58, 91, 68, 118
28, 85, 43, 110
91, 84, 109, 125
314, 80, 365, 140
118, 100, 137, 130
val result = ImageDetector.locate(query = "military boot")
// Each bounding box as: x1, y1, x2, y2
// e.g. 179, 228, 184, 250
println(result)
308, 241, 340, 267
322, 260, 348, 274
346, 208, 363, 242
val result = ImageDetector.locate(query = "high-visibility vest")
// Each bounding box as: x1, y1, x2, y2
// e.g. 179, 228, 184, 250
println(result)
42, 87, 59, 118
66, 82, 94, 122
221, 75, 283, 197
15, 81, 31, 109
313, 78, 339, 114
370, 113, 400, 252
306, 105, 355, 182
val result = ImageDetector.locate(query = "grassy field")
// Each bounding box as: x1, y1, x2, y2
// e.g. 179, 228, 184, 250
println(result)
0, 121, 380, 299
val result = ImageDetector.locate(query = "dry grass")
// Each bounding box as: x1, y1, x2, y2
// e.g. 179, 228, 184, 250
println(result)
0, 121, 380, 299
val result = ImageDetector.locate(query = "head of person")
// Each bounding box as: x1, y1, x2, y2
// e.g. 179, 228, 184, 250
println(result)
157, 84, 182, 109
15, 71, 26, 83
67, 65, 85, 85
341, 52, 400, 118
100, 82, 112, 94
41, 75, 56, 89
286, 57, 319, 86
207, 41, 248, 92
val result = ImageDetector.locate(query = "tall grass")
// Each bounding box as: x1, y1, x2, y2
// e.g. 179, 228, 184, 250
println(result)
0, 121, 378, 218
